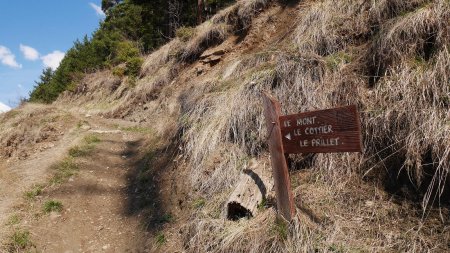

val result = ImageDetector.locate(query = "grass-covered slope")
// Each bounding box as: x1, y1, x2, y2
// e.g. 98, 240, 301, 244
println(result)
55, 0, 449, 251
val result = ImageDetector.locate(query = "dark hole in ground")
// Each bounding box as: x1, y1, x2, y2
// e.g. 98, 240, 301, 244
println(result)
227, 202, 253, 220
271, 73, 280, 90
279, 0, 302, 7
421, 32, 437, 61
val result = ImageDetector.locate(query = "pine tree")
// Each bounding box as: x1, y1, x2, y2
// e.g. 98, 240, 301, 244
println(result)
101, 0, 122, 13
29, 68, 54, 103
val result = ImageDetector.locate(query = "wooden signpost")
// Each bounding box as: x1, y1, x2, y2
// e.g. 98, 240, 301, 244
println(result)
262, 93, 296, 221
263, 92, 362, 221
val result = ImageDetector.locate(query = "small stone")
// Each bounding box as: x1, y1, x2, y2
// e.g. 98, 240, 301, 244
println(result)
49, 212, 61, 221
365, 200, 374, 207
102, 244, 110, 250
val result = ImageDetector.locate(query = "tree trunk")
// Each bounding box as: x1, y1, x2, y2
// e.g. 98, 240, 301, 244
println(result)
226, 159, 274, 220
197, 0, 204, 24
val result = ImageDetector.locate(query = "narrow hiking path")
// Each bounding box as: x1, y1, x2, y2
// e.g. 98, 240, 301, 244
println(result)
1, 107, 182, 252
28, 131, 148, 252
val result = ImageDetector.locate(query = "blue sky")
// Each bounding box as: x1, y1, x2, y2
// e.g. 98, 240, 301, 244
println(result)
0, 0, 105, 107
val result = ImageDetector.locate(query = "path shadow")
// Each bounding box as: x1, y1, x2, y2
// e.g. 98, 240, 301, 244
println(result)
121, 138, 179, 233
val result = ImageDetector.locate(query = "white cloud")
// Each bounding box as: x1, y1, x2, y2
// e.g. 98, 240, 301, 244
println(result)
0, 45, 22, 69
41, 51, 65, 70
20, 44, 40, 61
0, 101, 11, 113
89, 3, 105, 17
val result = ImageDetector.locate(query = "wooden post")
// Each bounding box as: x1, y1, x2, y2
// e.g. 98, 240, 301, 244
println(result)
262, 92, 296, 221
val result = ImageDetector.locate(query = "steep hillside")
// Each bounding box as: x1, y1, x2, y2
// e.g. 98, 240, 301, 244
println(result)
2, 0, 449, 252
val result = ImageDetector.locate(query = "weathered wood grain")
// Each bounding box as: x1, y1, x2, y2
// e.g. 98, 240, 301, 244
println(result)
262, 92, 296, 221
279, 105, 362, 154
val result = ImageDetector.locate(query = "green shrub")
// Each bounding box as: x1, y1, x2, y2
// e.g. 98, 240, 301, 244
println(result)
176, 26, 196, 42
125, 56, 143, 77
69, 146, 84, 157
68, 135, 100, 157
271, 218, 288, 241
114, 41, 140, 64
112, 66, 126, 77
84, 134, 101, 144
7, 214, 21, 226
50, 158, 78, 184
193, 198, 206, 209
120, 126, 153, 133
257, 198, 267, 210
156, 213, 173, 224
155, 232, 166, 246
43, 200, 63, 213
9, 230, 32, 249
69, 145, 93, 157
325, 51, 352, 70
25, 185, 43, 200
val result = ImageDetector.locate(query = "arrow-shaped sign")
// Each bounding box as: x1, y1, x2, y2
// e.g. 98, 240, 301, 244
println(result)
285, 133, 291, 140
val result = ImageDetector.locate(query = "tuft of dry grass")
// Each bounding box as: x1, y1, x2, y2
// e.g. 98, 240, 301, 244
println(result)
294, 0, 372, 56
367, 1, 450, 83
180, 22, 231, 62
141, 39, 185, 76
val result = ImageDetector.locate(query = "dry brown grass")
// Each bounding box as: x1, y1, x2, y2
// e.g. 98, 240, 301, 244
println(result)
53, 0, 450, 252
141, 39, 184, 75
180, 22, 231, 62
0, 104, 75, 160
180, 0, 272, 62
294, 0, 372, 56
176, 0, 449, 252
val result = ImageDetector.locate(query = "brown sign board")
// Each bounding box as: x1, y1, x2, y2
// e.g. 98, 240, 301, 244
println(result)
279, 105, 362, 154
263, 91, 362, 222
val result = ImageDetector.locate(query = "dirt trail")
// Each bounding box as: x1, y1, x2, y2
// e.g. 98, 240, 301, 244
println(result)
1, 108, 177, 252
29, 131, 149, 252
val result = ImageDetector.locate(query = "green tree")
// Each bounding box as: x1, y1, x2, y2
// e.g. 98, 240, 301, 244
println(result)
29, 68, 55, 103
101, 0, 122, 13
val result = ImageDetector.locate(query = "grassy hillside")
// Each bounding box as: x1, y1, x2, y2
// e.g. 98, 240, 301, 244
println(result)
6, 0, 449, 252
